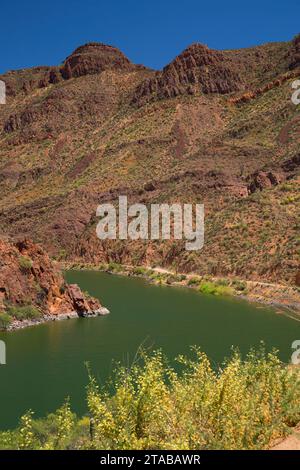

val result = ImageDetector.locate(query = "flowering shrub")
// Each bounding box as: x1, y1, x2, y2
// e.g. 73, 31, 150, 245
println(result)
0, 347, 299, 450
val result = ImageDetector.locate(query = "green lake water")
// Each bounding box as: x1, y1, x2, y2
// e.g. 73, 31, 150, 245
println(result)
0, 270, 299, 430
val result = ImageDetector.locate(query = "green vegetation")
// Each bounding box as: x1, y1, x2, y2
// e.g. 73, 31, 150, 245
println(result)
57, 249, 67, 261
231, 279, 247, 292
199, 281, 234, 296
82, 290, 93, 301
146, 271, 186, 285
107, 262, 123, 273
131, 266, 150, 276
0, 312, 12, 329
187, 276, 200, 286
97, 262, 247, 297
18, 256, 33, 273
166, 273, 187, 283
0, 347, 299, 450
6, 305, 41, 321
67, 262, 299, 308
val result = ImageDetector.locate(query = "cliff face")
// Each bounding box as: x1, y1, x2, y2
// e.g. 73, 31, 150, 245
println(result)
0, 239, 102, 324
132, 44, 245, 105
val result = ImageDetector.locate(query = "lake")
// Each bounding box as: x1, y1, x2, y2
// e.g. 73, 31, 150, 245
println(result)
0, 270, 299, 430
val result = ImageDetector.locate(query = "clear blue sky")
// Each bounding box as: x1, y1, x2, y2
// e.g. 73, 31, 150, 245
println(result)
0, 0, 299, 74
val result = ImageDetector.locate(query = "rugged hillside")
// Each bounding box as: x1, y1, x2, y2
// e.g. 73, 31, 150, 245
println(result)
132, 40, 291, 105
0, 36, 299, 286
0, 238, 104, 329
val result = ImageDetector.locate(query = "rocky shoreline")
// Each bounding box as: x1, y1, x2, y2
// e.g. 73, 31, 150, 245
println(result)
62, 262, 300, 319
0, 239, 110, 333
6, 306, 110, 332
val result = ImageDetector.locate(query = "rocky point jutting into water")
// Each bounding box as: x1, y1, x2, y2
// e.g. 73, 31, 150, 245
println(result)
0, 238, 109, 330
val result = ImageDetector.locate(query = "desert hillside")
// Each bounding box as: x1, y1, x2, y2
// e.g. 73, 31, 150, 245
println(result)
0, 37, 299, 285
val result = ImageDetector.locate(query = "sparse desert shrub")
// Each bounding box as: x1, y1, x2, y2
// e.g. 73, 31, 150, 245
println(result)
280, 183, 293, 192
58, 249, 67, 261
167, 273, 186, 283
6, 305, 41, 320
19, 256, 33, 273
132, 267, 149, 276
149, 272, 167, 284
59, 285, 66, 295
98, 263, 108, 271
199, 281, 233, 296
187, 277, 200, 286
232, 280, 247, 292
0, 312, 12, 329
216, 278, 230, 286
281, 194, 300, 205
171, 274, 186, 282
82, 290, 93, 301
107, 262, 123, 273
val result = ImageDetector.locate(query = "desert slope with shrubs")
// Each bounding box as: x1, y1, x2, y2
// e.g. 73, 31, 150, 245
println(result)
0, 36, 299, 287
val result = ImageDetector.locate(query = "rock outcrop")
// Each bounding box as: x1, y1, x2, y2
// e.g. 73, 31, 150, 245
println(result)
1, 66, 63, 98
132, 44, 245, 105
60, 42, 138, 79
0, 238, 107, 327
247, 153, 300, 193
132, 39, 297, 106
288, 34, 300, 70
248, 170, 285, 192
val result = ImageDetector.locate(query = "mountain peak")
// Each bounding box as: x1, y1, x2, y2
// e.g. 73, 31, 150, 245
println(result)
61, 42, 136, 79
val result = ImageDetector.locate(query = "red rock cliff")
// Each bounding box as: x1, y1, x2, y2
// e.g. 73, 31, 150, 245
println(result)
0, 238, 104, 322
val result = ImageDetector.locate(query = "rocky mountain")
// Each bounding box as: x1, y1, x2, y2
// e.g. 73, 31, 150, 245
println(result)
0, 238, 105, 329
0, 35, 299, 286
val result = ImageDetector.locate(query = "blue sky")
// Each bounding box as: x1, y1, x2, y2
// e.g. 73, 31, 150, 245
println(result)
0, 0, 299, 74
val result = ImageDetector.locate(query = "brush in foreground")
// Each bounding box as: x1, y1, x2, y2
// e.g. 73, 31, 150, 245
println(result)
0, 347, 299, 450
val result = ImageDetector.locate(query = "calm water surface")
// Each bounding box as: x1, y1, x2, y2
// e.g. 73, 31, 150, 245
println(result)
0, 270, 299, 429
